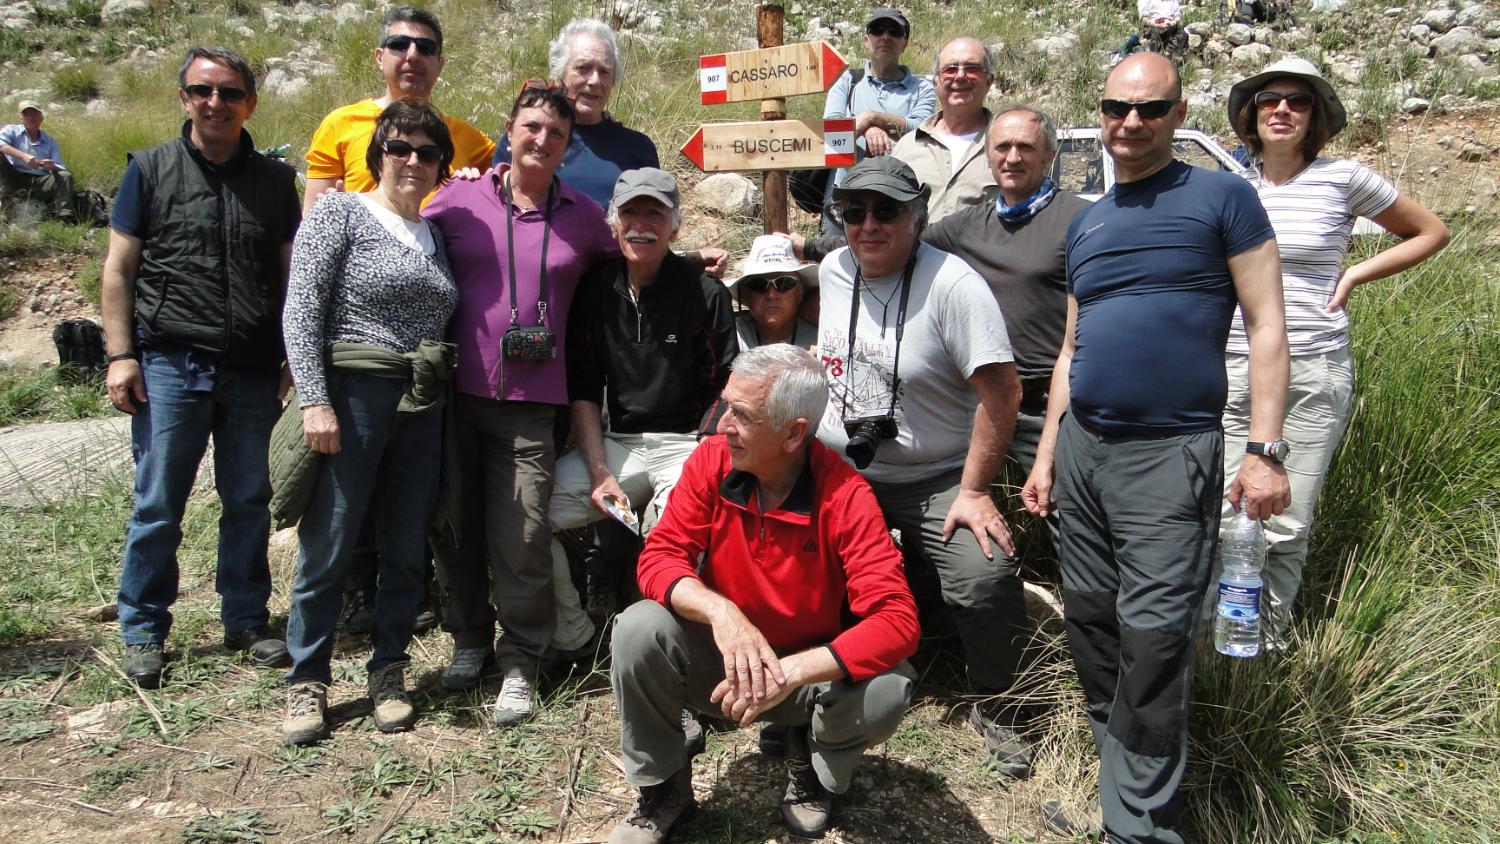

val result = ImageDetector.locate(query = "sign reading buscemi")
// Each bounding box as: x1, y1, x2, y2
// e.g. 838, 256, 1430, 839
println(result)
681, 119, 856, 172
699, 41, 847, 105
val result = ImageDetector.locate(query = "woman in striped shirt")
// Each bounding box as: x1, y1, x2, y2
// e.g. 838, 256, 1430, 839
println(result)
1214, 57, 1449, 649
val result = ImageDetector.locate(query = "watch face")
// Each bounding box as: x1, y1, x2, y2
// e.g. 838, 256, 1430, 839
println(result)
1271, 440, 1290, 462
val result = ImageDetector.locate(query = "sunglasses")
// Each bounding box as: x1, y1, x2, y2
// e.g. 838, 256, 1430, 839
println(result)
381, 34, 440, 56
1253, 90, 1315, 113
743, 275, 801, 294
938, 63, 987, 79
1099, 98, 1178, 120
837, 202, 907, 226
516, 78, 577, 107
866, 23, 906, 37
182, 84, 249, 104
381, 138, 444, 165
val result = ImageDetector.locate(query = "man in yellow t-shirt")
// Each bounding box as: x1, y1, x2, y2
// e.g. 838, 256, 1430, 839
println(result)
302, 5, 494, 214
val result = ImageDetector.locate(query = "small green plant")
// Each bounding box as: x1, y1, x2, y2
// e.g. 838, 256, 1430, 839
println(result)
322, 795, 378, 836
182, 810, 277, 843
51, 62, 103, 102
266, 743, 325, 779
505, 809, 558, 838
181, 751, 236, 773
351, 751, 419, 797
1, 719, 56, 743
85, 760, 149, 796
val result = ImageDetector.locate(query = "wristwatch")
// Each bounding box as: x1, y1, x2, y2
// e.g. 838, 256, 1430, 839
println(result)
1246, 439, 1290, 465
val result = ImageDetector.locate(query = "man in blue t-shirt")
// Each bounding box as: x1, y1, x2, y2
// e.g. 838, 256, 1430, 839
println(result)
1022, 53, 1291, 844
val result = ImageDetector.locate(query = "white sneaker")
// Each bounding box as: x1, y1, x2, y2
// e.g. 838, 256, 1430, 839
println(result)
492, 672, 536, 726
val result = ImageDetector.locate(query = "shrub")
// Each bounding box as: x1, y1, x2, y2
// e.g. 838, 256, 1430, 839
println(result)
51, 62, 104, 103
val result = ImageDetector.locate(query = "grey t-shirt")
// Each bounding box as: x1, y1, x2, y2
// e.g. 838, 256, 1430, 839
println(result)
923, 192, 1090, 380
815, 242, 1013, 483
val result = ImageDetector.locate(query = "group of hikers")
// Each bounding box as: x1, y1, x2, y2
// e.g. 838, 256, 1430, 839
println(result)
86, 4, 1448, 843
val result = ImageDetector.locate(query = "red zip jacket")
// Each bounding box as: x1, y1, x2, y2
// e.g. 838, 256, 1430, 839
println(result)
638, 436, 919, 682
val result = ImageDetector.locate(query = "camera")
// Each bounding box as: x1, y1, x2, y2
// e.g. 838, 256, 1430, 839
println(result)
843, 414, 898, 470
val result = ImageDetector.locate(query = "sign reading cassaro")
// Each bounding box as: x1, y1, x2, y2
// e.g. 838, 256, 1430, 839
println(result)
682, 119, 856, 172
700, 42, 847, 104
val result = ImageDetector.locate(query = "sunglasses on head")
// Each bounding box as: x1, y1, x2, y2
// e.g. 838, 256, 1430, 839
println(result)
1253, 90, 1315, 112
182, 84, 249, 104
1099, 98, 1178, 120
743, 275, 801, 294
515, 78, 576, 107
381, 34, 440, 56
866, 23, 906, 37
838, 202, 907, 226
381, 138, 444, 165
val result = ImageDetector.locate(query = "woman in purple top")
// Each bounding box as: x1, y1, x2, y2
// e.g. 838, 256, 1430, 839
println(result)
423, 85, 617, 720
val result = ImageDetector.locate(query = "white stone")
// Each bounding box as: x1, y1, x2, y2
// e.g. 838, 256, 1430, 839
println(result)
1484, 19, 1500, 37
1186, 20, 1213, 37
1225, 22, 1254, 46
1383, 6, 1403, 16
1455, 3, 1485, 26
100, 0, 148, 22
692, 173, 761, 218
1033, 32, 1080, 60
1431, 25, 1485, 54
335, 1, 364, 26
1188, 32, 1204, 50
1401, 96, 1431, 113
1330, 59, 1364, 83
1457, 53, 1494, 74
1232, 42, 1275, 67
1420, 7, 1457, 32
1457, 142, 1486, 161
1409, 23, 1433, 42
1, 1, 37, 30
262, 68, 310, 98
66, 700, 134, 741
1253, 26, 1276, 45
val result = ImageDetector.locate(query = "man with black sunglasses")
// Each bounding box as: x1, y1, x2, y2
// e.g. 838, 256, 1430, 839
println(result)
100, 46, 301, 689
1022, 52, 1290, 844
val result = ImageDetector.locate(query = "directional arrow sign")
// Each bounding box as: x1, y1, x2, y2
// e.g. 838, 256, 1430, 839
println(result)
681, 119, 857, 172
699, 41, 847, 105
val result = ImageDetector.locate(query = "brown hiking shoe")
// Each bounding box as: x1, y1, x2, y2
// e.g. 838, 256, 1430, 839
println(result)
781, 725, 832, 838
607, 765, 695, 843
282, 680, 328, 745
368, 663, 416, 733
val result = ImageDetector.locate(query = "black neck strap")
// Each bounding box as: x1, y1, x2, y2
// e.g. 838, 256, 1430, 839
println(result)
503, 171, 556, 328
843, 247, 919, 418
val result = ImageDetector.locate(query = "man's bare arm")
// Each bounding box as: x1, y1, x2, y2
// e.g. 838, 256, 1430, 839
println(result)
1022, 295, 1078, 517
1227, 237, 1291, 519
100, 230, 146, 413
942, 361, 1020, 559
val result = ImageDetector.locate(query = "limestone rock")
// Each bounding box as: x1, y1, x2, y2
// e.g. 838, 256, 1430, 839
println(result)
1409, 23, 1433, 43
1454, 3, 1486, 27
1457, 53, 1494, 74
1401, 96, 1432, 113
691, 173, 761, 218
1253, 26, 1276, 45
1431, 26, 1486, 55
100, 0, 148, 23
261, 68, 309, 98
1232, 42, 1274, 68
1420, 7, 1457, 32
335, 1, 364, 26
1033, 32, 1079, 60
66, 700, 134, 741
1, 1, 36, 30
1330, 59, 1364, 84
1186, 20, 1213, 37
1225, 22, 1254, 46
1457, 142, 1486, 161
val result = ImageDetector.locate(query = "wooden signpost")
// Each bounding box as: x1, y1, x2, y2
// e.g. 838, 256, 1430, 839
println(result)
683, 4, 848, 233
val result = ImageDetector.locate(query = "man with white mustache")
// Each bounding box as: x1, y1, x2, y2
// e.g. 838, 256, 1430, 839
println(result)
545, 168, 737, 667
892, 36, 998, 222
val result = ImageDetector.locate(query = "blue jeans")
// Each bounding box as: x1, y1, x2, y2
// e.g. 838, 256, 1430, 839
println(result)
285, 373, 442, 684
117, 350, 281, 645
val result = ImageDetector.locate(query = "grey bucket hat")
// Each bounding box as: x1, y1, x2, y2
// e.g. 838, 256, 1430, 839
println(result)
1227, 56, 1347, 143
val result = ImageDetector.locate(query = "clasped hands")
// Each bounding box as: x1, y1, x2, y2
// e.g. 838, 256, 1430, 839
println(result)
706, 602, 796, 727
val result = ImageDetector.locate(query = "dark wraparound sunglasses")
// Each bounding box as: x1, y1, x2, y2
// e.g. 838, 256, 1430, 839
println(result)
1254, 90, 1315, 112
381, 34, 440, 56
183, 84, 249, 104
1099, 98, 1178, 120
743, 275, 801, 294
866, 23, 906, 37
837, 203, 907, 226
381, 138, 444, 165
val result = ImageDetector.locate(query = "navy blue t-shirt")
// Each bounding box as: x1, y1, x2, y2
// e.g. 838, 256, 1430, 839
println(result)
109, 160, 149, 236
1065, 159, 1274, 435
493, 118, 659, 208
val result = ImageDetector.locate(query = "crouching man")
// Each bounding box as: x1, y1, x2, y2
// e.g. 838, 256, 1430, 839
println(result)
607, 345, 919, 843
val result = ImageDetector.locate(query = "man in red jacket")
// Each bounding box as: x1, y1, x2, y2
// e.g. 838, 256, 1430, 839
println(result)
606, 344, 919, 844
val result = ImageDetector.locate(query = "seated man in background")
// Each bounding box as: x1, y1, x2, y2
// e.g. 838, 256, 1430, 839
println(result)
0, 101, 76, 222
607, 345, 919, 843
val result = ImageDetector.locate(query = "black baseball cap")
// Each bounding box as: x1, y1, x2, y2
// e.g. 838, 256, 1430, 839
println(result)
865, 9, 910, 35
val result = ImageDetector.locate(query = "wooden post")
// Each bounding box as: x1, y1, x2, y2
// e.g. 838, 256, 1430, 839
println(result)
758, 3, 788, 234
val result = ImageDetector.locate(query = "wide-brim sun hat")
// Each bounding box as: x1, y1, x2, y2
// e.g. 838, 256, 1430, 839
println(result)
728, 234, 819, 290
1227, 56, 1347, 143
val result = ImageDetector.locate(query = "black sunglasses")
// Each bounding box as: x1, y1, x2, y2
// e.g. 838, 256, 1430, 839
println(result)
381, 138, 444, 165
182, 84, 249, 104
381, 34, 440, 56
1253, 90, 1315, 113
743, 275, 801, 294
1099, 98, 1178, 120
838, 202, 907, 226
866, 23, 906, 37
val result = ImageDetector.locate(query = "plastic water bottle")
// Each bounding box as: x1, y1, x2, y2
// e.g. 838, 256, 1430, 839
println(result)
1214, 512, 1263, 658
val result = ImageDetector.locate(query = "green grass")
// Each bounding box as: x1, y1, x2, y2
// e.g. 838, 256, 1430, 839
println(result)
0, 364, 110, 427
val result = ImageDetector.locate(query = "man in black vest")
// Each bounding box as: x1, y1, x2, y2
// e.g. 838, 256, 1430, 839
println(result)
100, 46, 301, 688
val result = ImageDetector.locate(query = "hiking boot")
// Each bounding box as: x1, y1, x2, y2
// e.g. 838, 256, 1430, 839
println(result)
682, 708, 705, 757
441, 646, 494, 691
492, 670, 536, 726
549, 623, 605, 669
758, 723, 788, 757
1042, 799, 1103, 841
781, 725, 832, 839
224, 624, 292, 669
282, 680, 328, 745
338, 588, 374, 637
368, 663, 416, 733
607, 765, 695, 844
969, 705, 1034, 779
122, 642, 164, 689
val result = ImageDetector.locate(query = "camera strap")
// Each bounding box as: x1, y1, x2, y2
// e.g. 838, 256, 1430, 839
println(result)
842, 247, 919, 419
503, 171, 557, 328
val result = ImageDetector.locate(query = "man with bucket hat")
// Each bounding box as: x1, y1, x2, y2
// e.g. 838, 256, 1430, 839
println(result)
814, 155, 1029, 774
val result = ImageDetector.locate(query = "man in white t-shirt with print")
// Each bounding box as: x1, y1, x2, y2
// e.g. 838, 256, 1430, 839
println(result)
892, 36, 997, 223
815, 156, 1027, 775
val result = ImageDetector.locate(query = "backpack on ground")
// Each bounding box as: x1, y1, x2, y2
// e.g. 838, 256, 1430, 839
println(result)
52, 318, 107, 378
788, 69, 864, 216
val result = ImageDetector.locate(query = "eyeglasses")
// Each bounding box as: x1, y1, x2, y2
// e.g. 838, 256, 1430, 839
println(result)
381, 138, 444, 165
1099, 98, 1179, 120
743, 275, 801, 294
182, 84, 249, 104
866, 23, 906, 37
381, 34, 440, 56
1253, 90, 1315, 113
837, 202, 907, 226
938, 63, 987, 79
